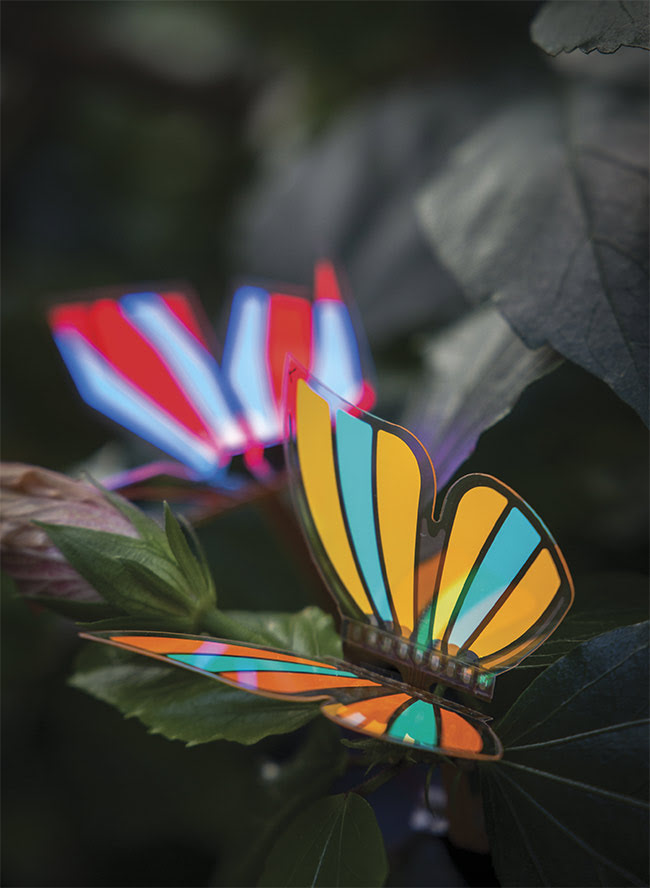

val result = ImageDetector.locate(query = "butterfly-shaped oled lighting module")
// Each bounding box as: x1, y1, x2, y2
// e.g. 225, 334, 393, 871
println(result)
48, 261, 374, 490
80, 364, 573, 761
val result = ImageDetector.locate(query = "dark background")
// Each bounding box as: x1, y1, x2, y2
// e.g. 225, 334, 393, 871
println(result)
2, 3, 647, 886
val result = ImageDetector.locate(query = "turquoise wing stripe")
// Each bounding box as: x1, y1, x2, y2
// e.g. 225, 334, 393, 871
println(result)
388, 700, 437, 746
448, 507, 541, 647
335, 410, 392, 622
169, 653, 358, 677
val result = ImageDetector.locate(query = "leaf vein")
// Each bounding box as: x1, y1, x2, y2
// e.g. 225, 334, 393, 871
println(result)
499, 760, 649, 809
504, 642, 647, 744
496, 768, 646, 886
507, 718, 649, 751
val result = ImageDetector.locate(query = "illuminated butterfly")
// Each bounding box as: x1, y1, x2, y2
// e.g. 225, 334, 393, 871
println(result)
80, 364, 573, 761
48, 261, 374, 491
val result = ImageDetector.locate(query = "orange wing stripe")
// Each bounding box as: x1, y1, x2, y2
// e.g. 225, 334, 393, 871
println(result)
440, 709, 483, 753
109, 636, 340, 670
222, 672, 381, 694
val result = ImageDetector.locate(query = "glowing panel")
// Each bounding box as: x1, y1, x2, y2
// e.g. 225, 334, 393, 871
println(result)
335, 411, 392, 623
267, 294, 312, 406
469, 548, 561, 659
120, 292, 246, 451
439, 709, 483, 754
311, 299, 364, 405
431, 487, 507, 644
161, 293, 208, 346
221, 286, 278, 443
228, 671, 380, 694
388, 700, 437, 746
170, 653, 359, 677
375, 430, 420, 634
52, 330, 221, 477
109, 635, 343, 668
325, 693, 410, 732
296, 381, 371, 613
86, 300, 211, 439
447, 508, 541, 647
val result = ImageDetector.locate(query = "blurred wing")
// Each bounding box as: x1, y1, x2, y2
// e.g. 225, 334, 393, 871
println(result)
49, 291, 248, 480
284, 364, 436, 635
418, 475, 574, 672
80, 631, 501, 760
222, 261, 374, 449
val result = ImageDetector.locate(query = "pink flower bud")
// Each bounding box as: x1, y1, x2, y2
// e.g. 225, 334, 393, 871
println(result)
0, 463, 138, 602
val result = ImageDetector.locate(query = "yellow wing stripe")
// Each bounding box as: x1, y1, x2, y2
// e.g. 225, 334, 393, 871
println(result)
376, 429, 421, 634
471, 547, 561, 661
296, 380, 370, 613
431, 487, 507, 643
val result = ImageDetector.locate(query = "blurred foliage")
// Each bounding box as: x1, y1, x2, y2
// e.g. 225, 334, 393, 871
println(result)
531, 0, 650, 55
2, 1, 648, 887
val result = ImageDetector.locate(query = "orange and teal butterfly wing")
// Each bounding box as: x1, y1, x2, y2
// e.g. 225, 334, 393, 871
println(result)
79, 631, 501, 760
284, 363, 436, 634
80, 631, 382, 701
418, 474, 574, 672
321, 694, 501, 761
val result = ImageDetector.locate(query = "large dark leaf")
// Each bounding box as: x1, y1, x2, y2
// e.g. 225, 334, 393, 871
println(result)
482, 622, 649, 887
531, 1, 650, 55
217, 721, 348, 887
259, 793, 388, 887
237, 77, 551, 349
418, 80, 649, 424
403, 305, 562, 488
519, 571, 649, 670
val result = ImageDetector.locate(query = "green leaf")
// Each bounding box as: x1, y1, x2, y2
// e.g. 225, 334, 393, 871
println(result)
482, 623, 649, 887
518, 572, 649, 670
70, 642, 320, 746
38, 523, 190, 617
87, 477, 169, 551
259, 793, 387, 888
163, 503, 214, 608
76, 614, 196, 633
224, 606, 343, 658
417, 81, 649, 423
531, 1, 650, 55
217, 721, 348, 887
178, 513, 217, 603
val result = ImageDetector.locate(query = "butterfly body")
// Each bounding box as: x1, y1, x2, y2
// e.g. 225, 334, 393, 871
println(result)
340, 619, 496, 701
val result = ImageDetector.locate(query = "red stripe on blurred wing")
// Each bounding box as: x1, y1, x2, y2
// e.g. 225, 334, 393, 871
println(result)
266, 294, 312, 406
160, 293, 209, 347
314, 259, 343, 302
48, 303, 92, 334
86, 299, 212, 440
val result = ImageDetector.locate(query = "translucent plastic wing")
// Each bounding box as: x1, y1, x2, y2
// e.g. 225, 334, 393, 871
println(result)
284, 364, 574, 695
80, 631, 502, 761
49, 288, 248, 483
48, 261, 374, 489
221, 260, 375, 448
